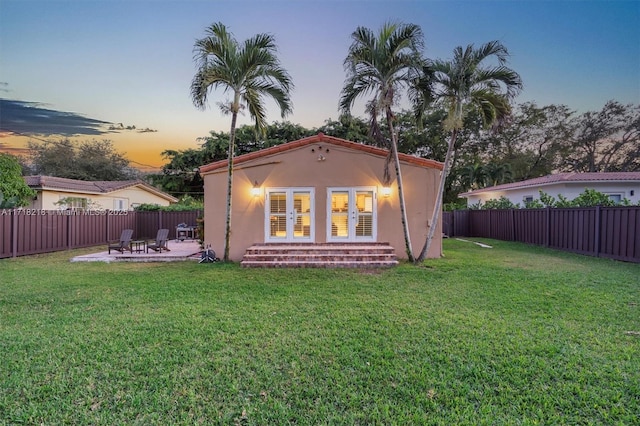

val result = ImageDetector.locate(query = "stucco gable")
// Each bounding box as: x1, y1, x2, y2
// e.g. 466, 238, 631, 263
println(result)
199, 133, 443, 175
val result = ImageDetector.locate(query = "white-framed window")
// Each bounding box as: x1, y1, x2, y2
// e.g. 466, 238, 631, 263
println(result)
605, 193, 623, 204
113, 198, 128, 210
523, 195, 534, 203
57, 196, 88, 210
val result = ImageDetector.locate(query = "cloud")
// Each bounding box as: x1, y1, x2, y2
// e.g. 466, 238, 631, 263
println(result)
0, 98, 110, 137
107, 123, 158, 133
0, 98, 158, 138
137, 128, 158, 133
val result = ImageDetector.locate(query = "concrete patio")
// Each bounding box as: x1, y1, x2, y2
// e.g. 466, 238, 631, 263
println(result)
71, 240, 203, 263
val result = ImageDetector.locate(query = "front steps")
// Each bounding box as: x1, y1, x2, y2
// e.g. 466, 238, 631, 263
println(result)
240, 243, 398, 268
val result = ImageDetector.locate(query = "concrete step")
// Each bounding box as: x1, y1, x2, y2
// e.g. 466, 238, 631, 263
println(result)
240, 260, 398, 268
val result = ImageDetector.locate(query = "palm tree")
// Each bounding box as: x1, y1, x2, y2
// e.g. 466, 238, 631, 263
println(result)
460, 162, 487, 190
417, 41, 522, 262
339, 22, 429, 262
484, 161, 513, 187
191, 22, 293, 261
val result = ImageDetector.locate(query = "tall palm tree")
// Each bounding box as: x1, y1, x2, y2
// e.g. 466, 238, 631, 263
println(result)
417, 41, 522, 262
339, 22, 429, 262
191, 22, 293, 261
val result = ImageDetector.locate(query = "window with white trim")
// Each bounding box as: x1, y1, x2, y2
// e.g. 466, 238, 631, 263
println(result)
113, 198, 128, 210
605, 193, 622, 204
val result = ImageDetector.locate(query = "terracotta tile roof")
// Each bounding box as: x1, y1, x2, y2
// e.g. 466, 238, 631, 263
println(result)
460, 172, 640, 196
24, 175, 178, 201
199, 132, 444, 174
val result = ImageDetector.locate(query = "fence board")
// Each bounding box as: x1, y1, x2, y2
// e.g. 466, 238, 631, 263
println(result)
453, 210, 470, 237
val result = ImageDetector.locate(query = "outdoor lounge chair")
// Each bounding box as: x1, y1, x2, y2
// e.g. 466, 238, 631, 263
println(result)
147, 228, 170, 253
108, 229, 133, 254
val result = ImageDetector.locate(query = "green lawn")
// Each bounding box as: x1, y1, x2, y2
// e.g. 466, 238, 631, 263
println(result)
1, 239, 638, 425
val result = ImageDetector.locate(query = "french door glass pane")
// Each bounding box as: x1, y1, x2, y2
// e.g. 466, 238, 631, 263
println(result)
356, 191, 373, 237
331, 192, 349, 237
293, 192, 311, 237
269, 193, 287, 238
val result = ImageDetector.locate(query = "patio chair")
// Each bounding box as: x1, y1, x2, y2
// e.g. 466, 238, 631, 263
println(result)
108, 229, 133, 254
147, 228, 170, 253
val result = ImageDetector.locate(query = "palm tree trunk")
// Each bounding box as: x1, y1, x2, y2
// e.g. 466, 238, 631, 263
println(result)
416, 128, 458, 262
223, 110, 238, 262
386, 109, 414, 262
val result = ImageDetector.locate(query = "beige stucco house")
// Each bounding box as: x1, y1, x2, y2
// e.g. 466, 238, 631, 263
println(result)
199, 133, 444, 261
24, 176, 177, 210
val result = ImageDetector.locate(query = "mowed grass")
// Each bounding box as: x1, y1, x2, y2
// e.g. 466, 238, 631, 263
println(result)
1, 239, 638, 425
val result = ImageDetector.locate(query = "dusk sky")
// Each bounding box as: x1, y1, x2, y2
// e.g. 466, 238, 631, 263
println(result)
1, 0, 639, 170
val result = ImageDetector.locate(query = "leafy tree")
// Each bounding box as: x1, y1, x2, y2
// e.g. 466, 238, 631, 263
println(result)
27, 139, 137, 181
0, 153, 35, 207
317, 115, 372, 143
134, 195, 204, 211
150, 131, 231, 199
418, 41, 522, 262
563, 101, 640, 172
480, 103, 573, 181
191, 22, 293, 261
340, 21, 429, 261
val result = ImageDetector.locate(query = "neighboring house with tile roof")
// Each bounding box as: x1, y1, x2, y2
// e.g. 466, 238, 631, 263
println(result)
199, 133, 444, 261
460, 172, 640, 206
24, 176, 178, 210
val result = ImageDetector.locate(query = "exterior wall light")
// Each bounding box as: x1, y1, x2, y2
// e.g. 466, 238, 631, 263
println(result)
381, 186, 391, 197
251, 181, 261, 197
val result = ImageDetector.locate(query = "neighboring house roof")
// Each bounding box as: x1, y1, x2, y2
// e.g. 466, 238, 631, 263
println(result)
199, 132, 444, 174
460, 172, 640, 197
24, 175, 178, 202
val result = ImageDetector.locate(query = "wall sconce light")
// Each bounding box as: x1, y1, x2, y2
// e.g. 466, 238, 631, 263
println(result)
381, 186, 391, 197
251, 180, 261, 197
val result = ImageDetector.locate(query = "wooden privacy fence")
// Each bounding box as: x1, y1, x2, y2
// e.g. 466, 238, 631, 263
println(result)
0, 209, 202, 258
442, 206, 640, 263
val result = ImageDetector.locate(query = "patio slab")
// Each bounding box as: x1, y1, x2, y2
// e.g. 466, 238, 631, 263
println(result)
71, 240, 202, 263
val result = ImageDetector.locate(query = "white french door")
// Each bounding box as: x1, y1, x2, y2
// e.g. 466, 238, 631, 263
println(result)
265, 188, 314, 243
327, 187, 377, 242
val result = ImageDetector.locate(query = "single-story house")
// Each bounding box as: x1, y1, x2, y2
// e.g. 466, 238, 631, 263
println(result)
24, 175, 178, 210
199, 133, 444, 261
460, 172, 640, 206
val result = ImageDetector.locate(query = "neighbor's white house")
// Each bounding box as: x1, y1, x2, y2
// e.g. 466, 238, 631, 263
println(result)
24, 176, 177, 210
460, 172, 640, 206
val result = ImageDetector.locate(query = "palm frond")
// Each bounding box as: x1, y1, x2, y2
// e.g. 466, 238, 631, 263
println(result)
190, 22, 293, 122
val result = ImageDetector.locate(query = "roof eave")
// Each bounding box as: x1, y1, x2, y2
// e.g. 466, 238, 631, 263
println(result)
199, 133, 444, 175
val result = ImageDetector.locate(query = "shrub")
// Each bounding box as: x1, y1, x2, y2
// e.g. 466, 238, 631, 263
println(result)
482, 196, 519, 209
134, 195, 203, 212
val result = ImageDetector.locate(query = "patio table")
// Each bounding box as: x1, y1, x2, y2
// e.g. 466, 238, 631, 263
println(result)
131, 240, 146, 253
